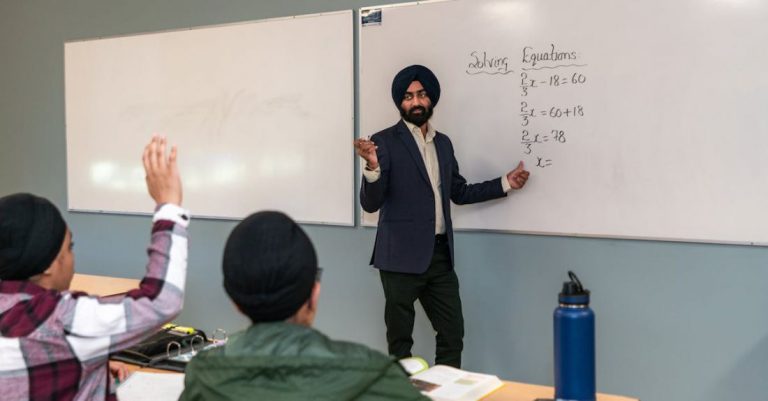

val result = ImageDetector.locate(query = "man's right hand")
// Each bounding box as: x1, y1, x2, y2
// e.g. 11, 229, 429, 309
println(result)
142, 135, 183, 206
353, 138, 379, 170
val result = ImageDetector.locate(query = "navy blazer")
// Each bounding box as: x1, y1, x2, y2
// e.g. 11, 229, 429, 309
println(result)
361, 121, 506, 274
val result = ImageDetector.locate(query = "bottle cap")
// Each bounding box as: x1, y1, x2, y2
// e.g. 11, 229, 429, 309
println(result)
559, 271, 590, 305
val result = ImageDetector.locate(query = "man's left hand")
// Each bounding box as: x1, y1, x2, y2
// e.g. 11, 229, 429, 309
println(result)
506, 161, 530, 189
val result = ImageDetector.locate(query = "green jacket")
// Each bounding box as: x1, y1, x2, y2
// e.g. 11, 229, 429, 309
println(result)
179, 322, 429, 401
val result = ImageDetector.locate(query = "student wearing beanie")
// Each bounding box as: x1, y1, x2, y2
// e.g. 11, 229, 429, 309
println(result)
353, 65, 531, 367
180, 211, 428, 401
0, 136, 189, 401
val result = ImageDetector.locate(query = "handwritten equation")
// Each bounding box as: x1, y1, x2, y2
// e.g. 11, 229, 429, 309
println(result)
520, 72, 587, 96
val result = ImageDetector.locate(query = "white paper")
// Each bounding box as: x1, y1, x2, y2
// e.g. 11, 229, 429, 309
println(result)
116, 371, 185, 401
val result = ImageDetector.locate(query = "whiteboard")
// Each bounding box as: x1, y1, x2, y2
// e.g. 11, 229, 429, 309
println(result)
359, 0, 768, 245
66, 11, 354, 225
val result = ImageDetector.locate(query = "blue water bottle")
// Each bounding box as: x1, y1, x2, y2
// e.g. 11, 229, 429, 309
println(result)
554, 271, 595, 401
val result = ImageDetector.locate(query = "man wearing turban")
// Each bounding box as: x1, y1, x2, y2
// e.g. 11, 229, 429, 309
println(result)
179, 211, 428, 401
0, 136, 189, 401
354, 65, 530, 367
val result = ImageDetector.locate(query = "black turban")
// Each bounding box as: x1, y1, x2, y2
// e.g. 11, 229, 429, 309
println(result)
0, 193, 67, 280
223, 211, 318, 323
391, 64, 441, 107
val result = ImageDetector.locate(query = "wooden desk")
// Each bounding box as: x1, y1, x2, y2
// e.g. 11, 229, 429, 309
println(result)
119, 364, 637, 401
70, 273, 139, 296
484, 381, 637, 401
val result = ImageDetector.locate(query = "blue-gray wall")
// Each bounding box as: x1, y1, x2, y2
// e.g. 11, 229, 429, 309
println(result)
1, 1, 766, 400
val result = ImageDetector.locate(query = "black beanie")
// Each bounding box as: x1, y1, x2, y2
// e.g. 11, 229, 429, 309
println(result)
0, 193, 67, 280
391, 64, 441, 107
223, 211, 318, 323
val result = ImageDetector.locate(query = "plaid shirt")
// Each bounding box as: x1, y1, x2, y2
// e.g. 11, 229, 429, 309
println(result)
0, 204, 189, 401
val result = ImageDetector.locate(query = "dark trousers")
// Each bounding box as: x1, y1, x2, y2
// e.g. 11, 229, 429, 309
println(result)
379, 236, 464, 368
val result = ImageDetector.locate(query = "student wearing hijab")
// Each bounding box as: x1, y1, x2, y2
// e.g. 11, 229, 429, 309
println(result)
0, 136, 188, 401
180, 211, 428, 401
353, 65, 530, 368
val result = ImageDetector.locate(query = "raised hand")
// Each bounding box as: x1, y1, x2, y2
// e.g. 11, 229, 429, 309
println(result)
353, 138, 379, 170
506, 161, 530, 190
142, 135, 183, 206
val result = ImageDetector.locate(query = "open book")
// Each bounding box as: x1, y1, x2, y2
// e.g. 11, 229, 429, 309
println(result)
400, 358, 503, 401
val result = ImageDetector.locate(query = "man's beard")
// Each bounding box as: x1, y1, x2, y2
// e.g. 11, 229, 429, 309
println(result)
400, 105, 433, 127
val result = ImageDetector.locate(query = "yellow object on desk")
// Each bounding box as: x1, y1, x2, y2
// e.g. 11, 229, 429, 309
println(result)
162, 324, 197, 335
